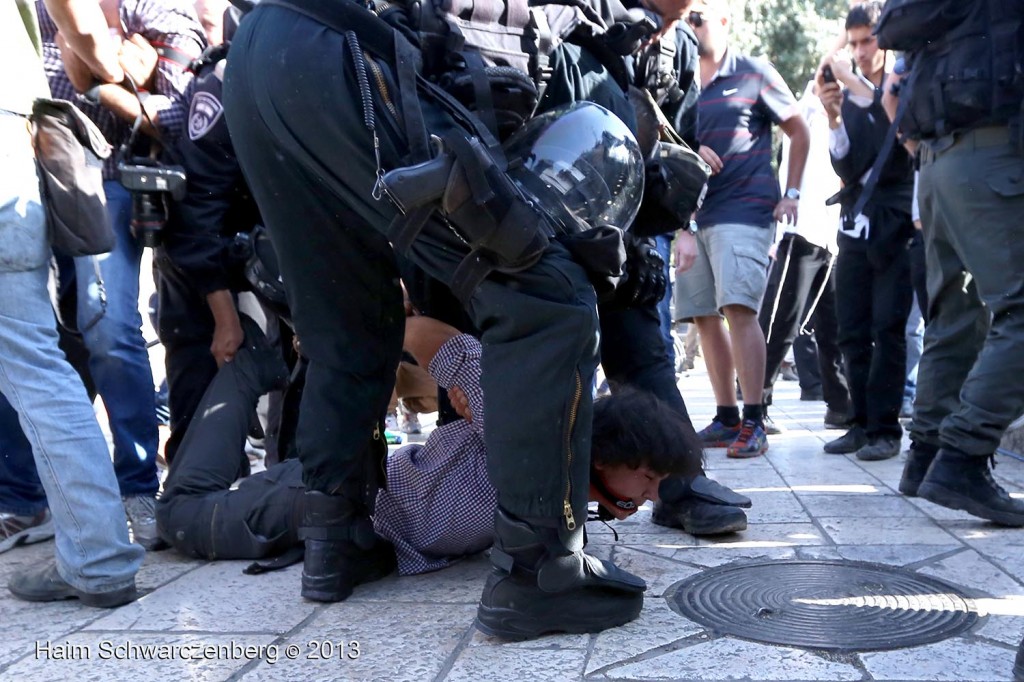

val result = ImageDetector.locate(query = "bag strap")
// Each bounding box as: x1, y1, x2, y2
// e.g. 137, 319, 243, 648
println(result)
845, 90, 910, 222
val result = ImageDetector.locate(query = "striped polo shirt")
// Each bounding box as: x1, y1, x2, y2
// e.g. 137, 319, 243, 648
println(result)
696, 48, 799, 230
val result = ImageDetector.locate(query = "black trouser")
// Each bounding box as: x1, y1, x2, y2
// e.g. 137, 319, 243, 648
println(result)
223, 5, 599, 518
759, 233, 850, 413
155, 255, 284, 465
912, 127, 1024, 456
599, 303, 690, 422
154, 251, 219, 464
834, 233, 913, 439
156, 347, 303, 560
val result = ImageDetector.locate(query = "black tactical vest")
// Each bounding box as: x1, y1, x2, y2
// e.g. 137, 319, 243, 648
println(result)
898, 0, 1024, 139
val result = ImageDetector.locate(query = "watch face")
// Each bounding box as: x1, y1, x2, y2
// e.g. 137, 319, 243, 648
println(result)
785, 189, 800, 200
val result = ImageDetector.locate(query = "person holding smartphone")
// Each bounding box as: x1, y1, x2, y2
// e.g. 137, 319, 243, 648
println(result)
816, 1, 914, 462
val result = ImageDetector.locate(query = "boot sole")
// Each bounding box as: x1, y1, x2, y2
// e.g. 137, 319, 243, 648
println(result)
9, 583, 137, 608
301, 561, 396, 603
476, 596, 643, 641
652, 510, 748, 536
917, 482, 1024, 527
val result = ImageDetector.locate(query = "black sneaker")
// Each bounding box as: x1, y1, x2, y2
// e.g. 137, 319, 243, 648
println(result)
823, 426, 867, 454
856, 435, 901, 461
898, 442, 938, 497
917, 450, 1024, 527
8, 563, 137, 608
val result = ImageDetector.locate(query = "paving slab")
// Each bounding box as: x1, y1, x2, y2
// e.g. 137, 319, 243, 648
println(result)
3, 364, 1023, 681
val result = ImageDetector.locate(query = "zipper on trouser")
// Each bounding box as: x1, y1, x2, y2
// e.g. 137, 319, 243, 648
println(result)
563, 370, 582, 531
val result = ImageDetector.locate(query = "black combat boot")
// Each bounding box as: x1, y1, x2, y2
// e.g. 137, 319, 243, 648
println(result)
898, 441, 938, 497
476, 507, 646, 640
917, 449, 1024, 527
299, 491, 396, 602
652, 474, 751, 535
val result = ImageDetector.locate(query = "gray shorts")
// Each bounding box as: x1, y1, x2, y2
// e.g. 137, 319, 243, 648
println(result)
674, 222, 774, 321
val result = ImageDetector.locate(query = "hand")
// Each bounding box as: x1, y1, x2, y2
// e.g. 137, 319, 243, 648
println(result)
697, 145, 723, 175
613, 235, 667, 309
674, 230, 698, 273
830, 50, 855, 83
773, 197, 799, 226
448, 386, 473, 423
210, 314, 245, 367
55, 31, 97, 93
119, 34, 159, 89
816, 81, 843, 122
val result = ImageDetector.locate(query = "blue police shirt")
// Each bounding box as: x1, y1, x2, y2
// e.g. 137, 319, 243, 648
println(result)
696, 49, 798, 230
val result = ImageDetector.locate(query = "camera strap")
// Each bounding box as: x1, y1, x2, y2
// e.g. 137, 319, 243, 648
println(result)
832, 91, 910, 227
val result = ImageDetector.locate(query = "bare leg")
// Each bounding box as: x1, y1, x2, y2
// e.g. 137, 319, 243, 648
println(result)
695, 315, 736, 407
723, 304, 766, 408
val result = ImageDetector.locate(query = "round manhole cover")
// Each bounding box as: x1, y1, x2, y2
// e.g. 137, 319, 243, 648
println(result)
666, 560, 979, 652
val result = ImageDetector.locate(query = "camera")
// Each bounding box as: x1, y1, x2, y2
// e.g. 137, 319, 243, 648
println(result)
822, 65, 836, 84
118, 159, 187, 248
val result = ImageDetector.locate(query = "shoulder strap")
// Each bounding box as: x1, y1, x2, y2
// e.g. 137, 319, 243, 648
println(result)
846, 93, 909, 221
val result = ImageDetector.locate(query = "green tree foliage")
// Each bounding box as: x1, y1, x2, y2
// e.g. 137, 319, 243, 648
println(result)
728, 0, 850, 94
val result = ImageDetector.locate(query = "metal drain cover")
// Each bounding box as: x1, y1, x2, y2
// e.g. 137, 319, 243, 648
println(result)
666, 559, 979, 652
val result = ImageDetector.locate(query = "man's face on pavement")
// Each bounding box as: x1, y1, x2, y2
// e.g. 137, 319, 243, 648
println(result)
847, 25, 882, 76
687, 0, 729, 57
594, 462, 668, 513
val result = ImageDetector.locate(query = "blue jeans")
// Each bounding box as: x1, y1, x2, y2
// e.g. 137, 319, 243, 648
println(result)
904, 292, 924, 401
0, 114, 142, 591
654, 234, 675, 367
65, 181, 159, 496
0, 184, 159, 510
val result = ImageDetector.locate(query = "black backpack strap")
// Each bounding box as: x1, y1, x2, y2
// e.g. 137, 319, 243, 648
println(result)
845, 92, 910, 222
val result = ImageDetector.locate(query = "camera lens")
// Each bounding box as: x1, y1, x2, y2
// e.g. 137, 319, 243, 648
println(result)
130, 192, 165, 248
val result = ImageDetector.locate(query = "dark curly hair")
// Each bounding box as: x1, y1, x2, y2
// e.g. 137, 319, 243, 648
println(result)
590, 386, 704, 477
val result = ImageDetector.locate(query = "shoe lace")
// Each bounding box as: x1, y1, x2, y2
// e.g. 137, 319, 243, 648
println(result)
736, 421, 757, 443
984, 455, 1012, 499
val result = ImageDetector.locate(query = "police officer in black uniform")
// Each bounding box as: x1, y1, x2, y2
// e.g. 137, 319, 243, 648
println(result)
157, 7, 268, 465
887, 0, 1024, 527
223, 0, 651, 639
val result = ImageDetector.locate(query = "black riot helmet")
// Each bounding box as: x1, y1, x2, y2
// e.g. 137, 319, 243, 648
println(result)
503, 102, 645, 234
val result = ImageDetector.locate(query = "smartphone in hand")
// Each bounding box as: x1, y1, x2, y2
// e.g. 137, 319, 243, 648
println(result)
822, 65, 836, 83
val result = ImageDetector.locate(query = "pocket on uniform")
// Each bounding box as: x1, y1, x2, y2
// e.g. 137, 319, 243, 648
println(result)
986, 168, 1024, 198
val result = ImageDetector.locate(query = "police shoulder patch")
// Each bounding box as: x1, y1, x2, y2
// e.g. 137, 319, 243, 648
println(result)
188, 91, 224, 141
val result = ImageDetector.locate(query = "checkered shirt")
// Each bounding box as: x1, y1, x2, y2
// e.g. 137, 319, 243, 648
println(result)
373, 334, 498, 576
37, 0, 206, 179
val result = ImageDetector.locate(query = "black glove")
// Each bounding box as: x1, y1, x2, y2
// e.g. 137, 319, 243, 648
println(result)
605, 234, 666, 310
602, 13, 658, 56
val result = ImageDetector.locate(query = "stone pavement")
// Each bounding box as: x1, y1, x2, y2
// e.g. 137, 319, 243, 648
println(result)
2, 367, 1024, 682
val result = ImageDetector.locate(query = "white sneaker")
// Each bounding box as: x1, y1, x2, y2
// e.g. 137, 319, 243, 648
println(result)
123, 495, 164, 551
0, 509, 54, 554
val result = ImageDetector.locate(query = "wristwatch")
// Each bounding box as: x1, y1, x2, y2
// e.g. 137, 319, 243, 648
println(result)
784, 187, 801, 201
685, 220, 699, 235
